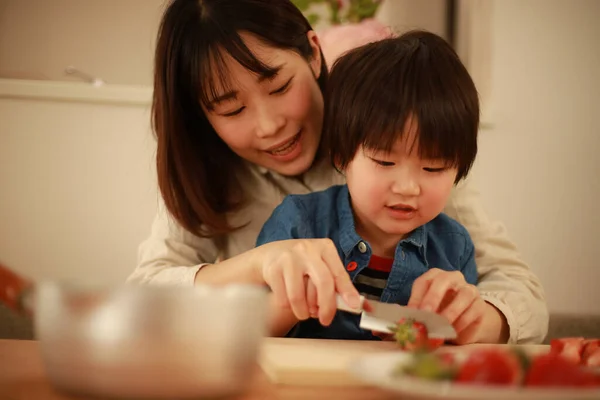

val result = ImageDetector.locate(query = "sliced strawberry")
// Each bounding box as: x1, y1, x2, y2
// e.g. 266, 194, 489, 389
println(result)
549, 337, 585, 364
582, 339, 600, 367
427, 338, 445, 351
455, 349, 523, 386
525, 352, 599, 387
390, 318, 444, 352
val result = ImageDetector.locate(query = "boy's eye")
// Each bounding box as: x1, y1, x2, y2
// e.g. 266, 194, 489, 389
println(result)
371, 158, 395, 167
423, 167, 447, 172
270, 77, 293, 95
222, 107, 245, 117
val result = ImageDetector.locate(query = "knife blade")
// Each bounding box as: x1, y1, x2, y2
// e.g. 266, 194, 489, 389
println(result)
336, 295, 456, 340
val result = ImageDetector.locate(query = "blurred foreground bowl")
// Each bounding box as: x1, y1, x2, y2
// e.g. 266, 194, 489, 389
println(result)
34, 283, 269, 399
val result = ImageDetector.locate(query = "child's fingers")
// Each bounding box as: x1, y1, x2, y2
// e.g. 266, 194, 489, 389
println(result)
453, 297, 487, 334
407, 269, 437, 308
415, 270, 466, 312
439, 284, 479, 324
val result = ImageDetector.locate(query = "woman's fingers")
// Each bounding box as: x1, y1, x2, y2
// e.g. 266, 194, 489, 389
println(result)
261, 238, 361, 325
305, 278, 319, 319
263, 263, 290, 309
304, 250, 337, 325
282, 261, 310, 320
320, 239, 361, 308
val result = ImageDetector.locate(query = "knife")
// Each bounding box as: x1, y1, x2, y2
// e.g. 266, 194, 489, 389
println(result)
336, 295, 457, 340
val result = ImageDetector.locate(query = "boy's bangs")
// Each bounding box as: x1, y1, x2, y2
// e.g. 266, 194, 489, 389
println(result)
197, 31, 280, 109
355, 55, 473, 168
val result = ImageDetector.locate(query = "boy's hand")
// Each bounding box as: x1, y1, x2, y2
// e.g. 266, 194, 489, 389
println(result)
407, 268, 509, 344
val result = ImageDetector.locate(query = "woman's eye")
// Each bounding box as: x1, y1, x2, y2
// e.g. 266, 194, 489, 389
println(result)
271, 78, 293, 95
423, 167, 447, 172
222, 107, 245, 117
372, 159, 395, 167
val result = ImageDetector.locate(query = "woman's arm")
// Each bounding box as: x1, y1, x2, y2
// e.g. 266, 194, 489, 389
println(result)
444, 176, 549, 344
130, 202, 358, 337
128, 204, 220, 286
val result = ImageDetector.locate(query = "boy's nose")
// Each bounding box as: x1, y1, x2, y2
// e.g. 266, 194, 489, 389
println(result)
391, 172, 420, 196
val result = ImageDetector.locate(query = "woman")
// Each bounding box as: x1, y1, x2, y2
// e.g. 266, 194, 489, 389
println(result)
129, 0, 548, 344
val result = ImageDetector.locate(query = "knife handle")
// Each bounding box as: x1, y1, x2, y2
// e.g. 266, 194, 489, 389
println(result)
336, 294, 365, 314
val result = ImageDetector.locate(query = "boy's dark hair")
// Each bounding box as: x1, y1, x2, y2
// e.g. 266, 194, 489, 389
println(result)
323, 30, 479, 182
153, 0, 328, 237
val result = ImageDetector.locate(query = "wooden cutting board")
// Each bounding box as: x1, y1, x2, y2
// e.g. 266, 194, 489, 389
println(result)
259, 338, 398, 386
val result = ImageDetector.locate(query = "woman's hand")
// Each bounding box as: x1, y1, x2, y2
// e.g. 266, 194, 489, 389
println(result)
257, 239, 361, 327
407, 268, 509, 344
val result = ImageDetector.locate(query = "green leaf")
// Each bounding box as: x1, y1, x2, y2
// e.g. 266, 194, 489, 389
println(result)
306, 13, 321, 26
291, 0, 312, 11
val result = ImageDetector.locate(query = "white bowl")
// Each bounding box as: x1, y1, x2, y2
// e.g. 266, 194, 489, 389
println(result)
34, 283, 269, 399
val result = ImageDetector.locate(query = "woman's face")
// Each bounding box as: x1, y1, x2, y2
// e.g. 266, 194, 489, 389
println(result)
202, 32, 324, 176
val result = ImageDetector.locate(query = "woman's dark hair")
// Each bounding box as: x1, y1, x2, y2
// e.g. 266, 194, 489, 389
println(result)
153, 0, 328, 237
323, 30, 479, 183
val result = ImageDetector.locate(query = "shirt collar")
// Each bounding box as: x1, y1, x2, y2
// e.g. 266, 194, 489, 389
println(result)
336, 185, 429, 258
336, 185, 364, 258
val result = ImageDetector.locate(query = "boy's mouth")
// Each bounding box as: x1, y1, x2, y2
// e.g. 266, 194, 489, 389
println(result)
387, 204, 416, 212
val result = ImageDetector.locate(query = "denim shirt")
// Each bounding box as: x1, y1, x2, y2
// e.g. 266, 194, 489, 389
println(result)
256, 185, 478, 340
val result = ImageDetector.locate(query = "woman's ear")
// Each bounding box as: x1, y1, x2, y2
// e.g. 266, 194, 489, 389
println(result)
306, 31, 323, 79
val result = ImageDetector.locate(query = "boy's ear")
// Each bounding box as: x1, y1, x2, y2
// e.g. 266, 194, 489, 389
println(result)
306, 31, 323, 79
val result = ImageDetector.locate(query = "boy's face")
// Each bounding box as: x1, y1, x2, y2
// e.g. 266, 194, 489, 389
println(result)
344, 123, 458, 253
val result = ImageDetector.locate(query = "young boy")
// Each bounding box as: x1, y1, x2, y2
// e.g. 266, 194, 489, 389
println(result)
256, 30, 480, 340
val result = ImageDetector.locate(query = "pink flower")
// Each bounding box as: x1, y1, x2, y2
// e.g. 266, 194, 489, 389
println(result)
318, 19, 393, 68
337, 0, 349, 9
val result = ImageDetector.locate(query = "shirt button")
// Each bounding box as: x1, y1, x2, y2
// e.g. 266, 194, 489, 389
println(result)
346, 261, 358, 271
357, 241, 367, 253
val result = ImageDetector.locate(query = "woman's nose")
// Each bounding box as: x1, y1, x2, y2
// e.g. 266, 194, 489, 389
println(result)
255, 103, 286, 138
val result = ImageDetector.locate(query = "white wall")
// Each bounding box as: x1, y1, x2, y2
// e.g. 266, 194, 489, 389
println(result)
471, 0, 600, 314
376, 0, 448, 39
0, 96, 158, 285
0, 0, 164, 85
0, 0, 599, 314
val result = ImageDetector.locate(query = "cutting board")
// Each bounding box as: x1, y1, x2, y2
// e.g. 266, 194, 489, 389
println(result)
259, 338, 398, 386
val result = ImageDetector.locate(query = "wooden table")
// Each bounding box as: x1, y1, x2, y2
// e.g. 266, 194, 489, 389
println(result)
0, 338, 401, 400
0, 338, 551, 400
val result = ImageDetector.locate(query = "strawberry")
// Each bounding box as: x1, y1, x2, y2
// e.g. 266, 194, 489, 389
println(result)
455, 348, 523, 386
389, 318, 444, 351
525, 352, 599, 387
550, 337, 585, 364
582, 339, 600, 367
